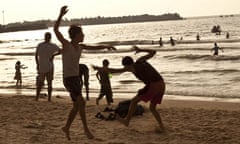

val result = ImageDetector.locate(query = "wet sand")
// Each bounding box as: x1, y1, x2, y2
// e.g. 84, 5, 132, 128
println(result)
0, 94, 239, 144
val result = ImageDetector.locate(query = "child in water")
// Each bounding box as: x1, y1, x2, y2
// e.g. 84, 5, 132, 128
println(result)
14, 61, 27, 86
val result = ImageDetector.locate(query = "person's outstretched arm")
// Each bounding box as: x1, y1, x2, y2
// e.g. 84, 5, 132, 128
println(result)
35, 47, 39, 71
92, 65, 127, 74
54, 6, 69, 47
80, 44, 116, 51
133, 46, 156, 61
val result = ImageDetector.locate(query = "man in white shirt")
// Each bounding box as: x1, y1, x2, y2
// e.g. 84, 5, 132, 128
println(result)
35, 32, 61, 102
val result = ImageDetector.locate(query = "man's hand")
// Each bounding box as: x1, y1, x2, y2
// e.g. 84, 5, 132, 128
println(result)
60, 6, 68, 16
132, 45, 140, 54
91, 65, 100, 70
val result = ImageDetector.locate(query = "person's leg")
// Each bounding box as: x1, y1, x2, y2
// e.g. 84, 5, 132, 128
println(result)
46, 72, 53, 102
16, 80, 19, 86
106, 88, 113, 107
84, 81, 89, 101
96, 87, 105, 105
149, 103, 165, 131
36, 74, 45, 101
84, 72, 89, 100
77, 96, 94, 139
19, 78, 22, 86
117, 96, 141, 126
47, 80, 52, 102
62, 100, 79, 140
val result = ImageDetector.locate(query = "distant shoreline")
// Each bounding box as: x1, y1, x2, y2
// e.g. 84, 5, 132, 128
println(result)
0, 13, 183, 33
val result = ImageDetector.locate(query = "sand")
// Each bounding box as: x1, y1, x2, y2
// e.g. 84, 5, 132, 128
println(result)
0, 94, 239, 144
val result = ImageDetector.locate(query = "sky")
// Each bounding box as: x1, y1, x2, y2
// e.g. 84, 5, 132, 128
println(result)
0, 0, 239, 24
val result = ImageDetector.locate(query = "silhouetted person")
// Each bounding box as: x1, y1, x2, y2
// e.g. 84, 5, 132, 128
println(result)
216, 25, 221, 35
35, 32, 61, 102
79, 64, 89, 101
93, 46, 166, 132
159, 37, 163, 47
96, 59, 113, 107
54, 6, 115, 140
211, 42, 223, 56
170, 37, 175, 46
226, 32, 230, 39
14, 61, 27, 86
196, 33, 200, 41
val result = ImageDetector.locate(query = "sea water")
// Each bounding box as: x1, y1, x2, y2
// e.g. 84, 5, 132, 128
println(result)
0, 15, 240, 102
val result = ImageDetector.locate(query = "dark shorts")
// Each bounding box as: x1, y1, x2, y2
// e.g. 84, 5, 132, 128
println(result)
100, 85, 113, 103
63, 76, 82, 101
137, 80, 165, 104
214, 52, 218, 55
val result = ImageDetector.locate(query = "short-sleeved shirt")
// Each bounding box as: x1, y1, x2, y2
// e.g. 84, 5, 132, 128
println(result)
62, 43, 82, 78
98, 68, 111, 87
133, 59, 163, 84
36, 42, 60, 73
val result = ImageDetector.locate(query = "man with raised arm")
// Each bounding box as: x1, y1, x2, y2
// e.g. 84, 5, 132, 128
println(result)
54, 6, 115, 140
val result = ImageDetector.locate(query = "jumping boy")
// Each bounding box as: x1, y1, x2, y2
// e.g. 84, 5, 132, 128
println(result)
54, 6, 115, 140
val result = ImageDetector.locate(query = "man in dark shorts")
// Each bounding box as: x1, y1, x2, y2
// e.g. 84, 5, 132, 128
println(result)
93, 46, 165, 132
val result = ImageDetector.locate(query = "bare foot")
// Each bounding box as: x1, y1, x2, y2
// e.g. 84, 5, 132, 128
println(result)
62, 127, 71, 140
84, 130, 94, 139
116, 115, 129, 127
155, 126, 166, 134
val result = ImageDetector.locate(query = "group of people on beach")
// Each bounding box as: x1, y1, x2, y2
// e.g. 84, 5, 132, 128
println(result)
24, 6, 166, 140
13, 5, 228, 141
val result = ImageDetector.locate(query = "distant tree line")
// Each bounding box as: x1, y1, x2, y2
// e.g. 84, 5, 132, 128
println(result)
0, 13, 183, 32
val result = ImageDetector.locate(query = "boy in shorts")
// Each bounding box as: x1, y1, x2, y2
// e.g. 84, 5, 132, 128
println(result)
93, 46, 165, 132
54, 6, 115, 140
96, 59, 113, 107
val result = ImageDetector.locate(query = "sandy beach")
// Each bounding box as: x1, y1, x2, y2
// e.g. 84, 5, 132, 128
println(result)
0, 94, 239, 144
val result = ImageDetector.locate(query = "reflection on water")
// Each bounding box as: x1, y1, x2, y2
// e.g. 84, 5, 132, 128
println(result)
15, 86, 23, 95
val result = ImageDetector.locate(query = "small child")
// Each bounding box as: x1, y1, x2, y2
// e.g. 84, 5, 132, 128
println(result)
96, 59, 113, 107
14, 61, 27, 86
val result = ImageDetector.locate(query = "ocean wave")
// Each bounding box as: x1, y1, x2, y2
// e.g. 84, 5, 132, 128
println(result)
0, 52, 35, 56
97, 38, 240, 46
0, 58, 14, 60
165, 54, 240, 61
172, 69, 239, 74
166, 91, 240, 99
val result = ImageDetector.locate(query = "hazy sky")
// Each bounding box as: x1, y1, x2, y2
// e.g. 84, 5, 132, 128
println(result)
0, 0, 239, 24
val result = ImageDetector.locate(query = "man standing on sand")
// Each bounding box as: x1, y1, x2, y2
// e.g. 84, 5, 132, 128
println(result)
54, 6, 116, 140
35, 32, 61, 102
